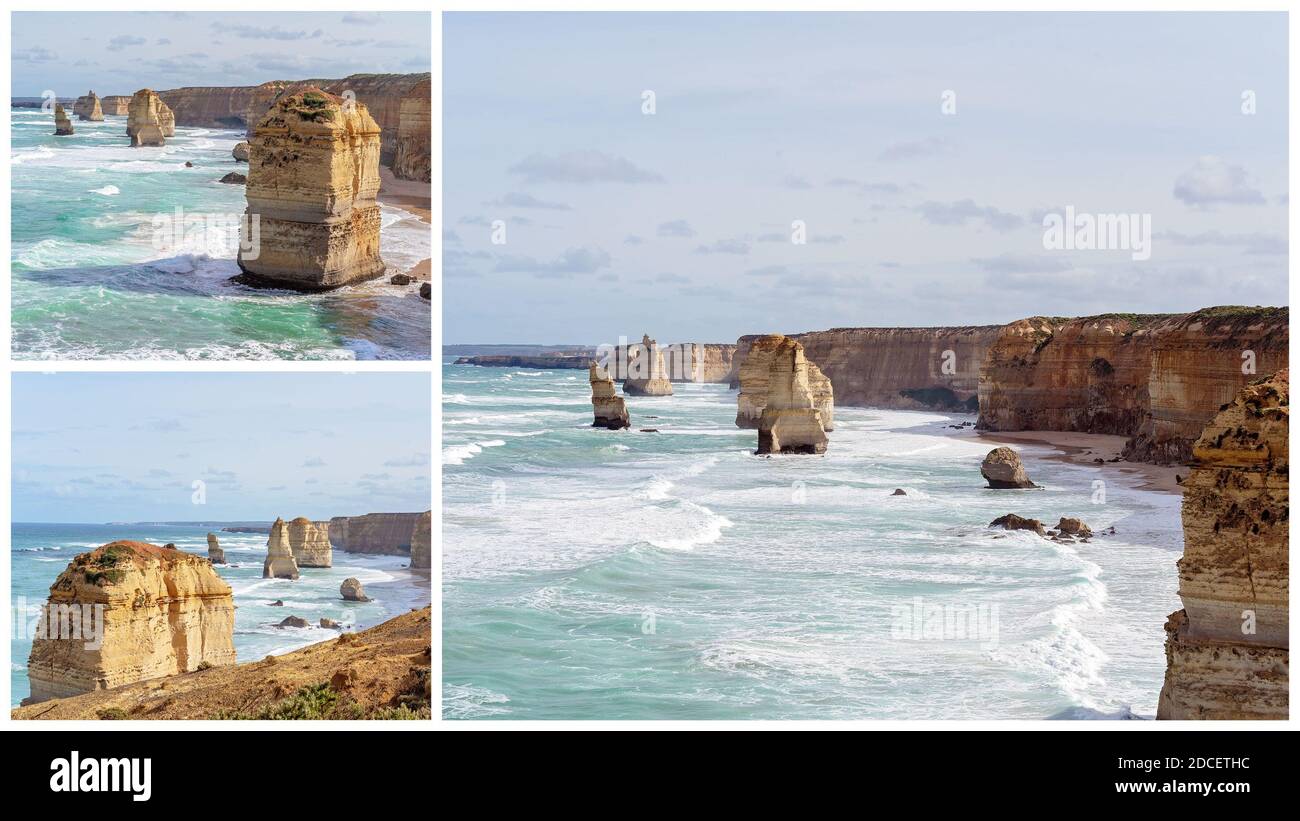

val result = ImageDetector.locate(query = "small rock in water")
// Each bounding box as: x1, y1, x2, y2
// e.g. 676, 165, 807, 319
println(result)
390, 273, 412, 285
269, 599, 284, 607
320, 618, 342, 630
276, 615, 309, 628
989, 513, 1047, 536
218, 172, 246, 184
184, 161, 193, 168
891, 488, 907, 496
1055, 517, 1092, 538
419, 282, 431, 299
981, 447, 1036, 489
640, 428, 659, 433
340, 577, 371, 602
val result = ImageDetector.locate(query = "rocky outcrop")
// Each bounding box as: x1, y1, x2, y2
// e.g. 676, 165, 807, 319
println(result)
1055, 517, 1092, 538
623, 335, 674, 396
286, 517, 332, 568
236, 88, 385, 290
72, 91, 103, 121
158, 101, 176, 137
101, 95, 131, 115
410, 511, 431, 570
736, 334, 834, 431
393, 78, 431, 182
757, 337, 830, 454
126, 89, 167, 146
340, 578, 371, 602
328, 513, 423, 556
219, 172, 246, 184
980, 447, 1036, 488
206, 533, 225, 564
978, 308, 1287, 465
261, 518, 300, 580
53, 105, 73, 136
232, 141, 249, 162
24, 541, 236, 703
989, 514, 1047, 536
1157, 370, 1288, 720
590, 363, 631, 429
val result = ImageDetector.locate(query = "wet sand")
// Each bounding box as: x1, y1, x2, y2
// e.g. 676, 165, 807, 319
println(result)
966, 429, 1184, 495
378, 167, 431, 281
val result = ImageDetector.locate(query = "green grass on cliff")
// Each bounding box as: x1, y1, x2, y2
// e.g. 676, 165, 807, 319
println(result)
211, 680, 431, 721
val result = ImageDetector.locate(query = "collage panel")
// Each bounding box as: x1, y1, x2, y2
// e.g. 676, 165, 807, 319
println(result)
10, 10, 431, 361
11, 372, 432, 720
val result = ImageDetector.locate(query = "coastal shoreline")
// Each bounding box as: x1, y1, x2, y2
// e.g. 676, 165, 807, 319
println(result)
966, 429, 1184, 495
377, 166, 431, 282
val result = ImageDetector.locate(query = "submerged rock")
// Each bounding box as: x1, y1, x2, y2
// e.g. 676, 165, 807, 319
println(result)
277, 616, 309, 629
891, 488, 907, 496
219, 172, 246, 184
980, 447, 1036, 488
988, 514, 1046, 536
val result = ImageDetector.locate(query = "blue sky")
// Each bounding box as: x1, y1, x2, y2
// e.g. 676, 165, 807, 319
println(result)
444, 11, 1289, 344
11, 11, 430, 96
13, 373, 431, 523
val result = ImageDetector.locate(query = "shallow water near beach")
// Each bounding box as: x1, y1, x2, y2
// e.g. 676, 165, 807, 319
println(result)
12, 522, 430, 706
442, 362, 1183, 720
10, 108, 430, 360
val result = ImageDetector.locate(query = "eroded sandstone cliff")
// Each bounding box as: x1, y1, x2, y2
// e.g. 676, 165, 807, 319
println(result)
25, 541, 236, 703
126, 89, 167, 146
735, 334, 834, 430
757, 337, 830, 454
393, 78, 431, 182
53, 105, 73, 136
328, 513, 423, 556
101, 95, 131, 115
410, 511, 431, 570
590, 362, 631, 429
72, 91, 103, 121
623, 335, 674, 396
262, 518, 300, 580
1157, 369, 1288, 719
236, 89, 385, 290
206, 533, 225, 564
286, 517, 332, 568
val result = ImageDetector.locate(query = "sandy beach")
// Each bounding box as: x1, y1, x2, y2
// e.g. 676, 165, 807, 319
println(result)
967, 429, 1184, 494
377, 166, 431, 282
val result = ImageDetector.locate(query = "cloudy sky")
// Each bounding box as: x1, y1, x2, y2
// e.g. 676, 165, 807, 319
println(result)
444, 12, 1288, 345
13, 373, 431, 523
11, 11, 430, 96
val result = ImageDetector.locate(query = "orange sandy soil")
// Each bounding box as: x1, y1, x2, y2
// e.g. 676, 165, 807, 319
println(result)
13, 606, 431, 721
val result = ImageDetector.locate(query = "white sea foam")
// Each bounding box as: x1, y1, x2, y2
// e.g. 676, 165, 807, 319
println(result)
89, 184, 120, 196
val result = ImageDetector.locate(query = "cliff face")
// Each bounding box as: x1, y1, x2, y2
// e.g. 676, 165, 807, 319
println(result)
126, 89, 167, 146
262, 518, 301, 580
1157, 369, 1289, 719
735, 334, 834, 430
72, 91, 103, 121
792, 326, 1001, 411
158, 85, 268, 129
237, 89, 385, 290
25, 541, 236, 703
979, 308, 1288, 464
410, 511, 431, 570
101, 95, 131, 115
286, 517, 332, 568
328, 513, 423, 556
393, 78, 431, 182
757, 338, 830, 454
623, 335, 674, 396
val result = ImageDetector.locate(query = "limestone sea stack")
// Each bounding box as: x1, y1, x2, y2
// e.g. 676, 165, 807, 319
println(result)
623, 335, 674, 396
101, 95, 131, 115
393, 78, 431, 182
286, 516, 332, 568
236, 89, 385, 290
980, 447, 1036, 488
410, 510, 431, 570
735, 334, 833, 430
206, 533, 225, 564
590, 362, 631, 429
72, 91, 103, 121
261, 518, 301, 580
158, 100, 176, 137
757, 337, 830, 454
1157, 369, 1289, 719
126, 89, 167, 146
53, 105, 73, 136
24, 541, 236, 703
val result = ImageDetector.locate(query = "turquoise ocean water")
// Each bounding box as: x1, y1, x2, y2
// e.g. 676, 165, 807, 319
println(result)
12, 522, 430, 706
442, 361, 1183, 720
11, 107, 430, 359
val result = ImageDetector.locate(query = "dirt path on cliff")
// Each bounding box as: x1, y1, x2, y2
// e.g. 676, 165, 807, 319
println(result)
13, 607, 431, 721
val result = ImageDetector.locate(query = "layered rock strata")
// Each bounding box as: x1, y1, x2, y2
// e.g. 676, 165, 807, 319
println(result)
735, 334, 834, 430
410, 511, 431, 570
25, 541, 236, 703
126, 89, 167, 146
261, 518, 300, 580
53, 105, 73, 136
158, 101, 176, 137
286, 517, 332, 568
757, 338, 829, 454
328, 513, 423, 556
206, 533, 225, 564
72, 91, 103, 121
393, 78, 431, 182
236, 88, 385, 290
980, 447, 1036, 488
590, 363, 631, 429
101, 95, 131, 115
622, 335, 674, 396
1157, 370, 1289, 720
